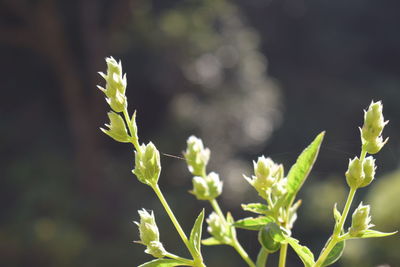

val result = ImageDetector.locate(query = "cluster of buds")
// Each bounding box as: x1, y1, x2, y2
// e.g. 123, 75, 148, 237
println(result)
244, 156, 285, 200
132, 142, 161, 187
361, 101, 388, 154
98, 57, 127, 113
184, 136, 210, 176
191, 172, 223, 200
135, 209, 167, 258
206, 212, 232, 244
345, 156, 376, 189
349, 202, 374, 237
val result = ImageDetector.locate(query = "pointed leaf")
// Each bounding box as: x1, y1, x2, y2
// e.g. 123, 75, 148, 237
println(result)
233, 216, 275, 231
285, 237, 315, 267
285, 132, 325, 206
241, 203, 271, 215
189, 209, 205, 254
321, 241, 345, 266
347, 229, 397, 239
202, 237, 223, 246
138, 258, 187, 267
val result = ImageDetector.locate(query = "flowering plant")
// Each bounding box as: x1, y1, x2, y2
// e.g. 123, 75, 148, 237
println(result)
98, 57, 396, 267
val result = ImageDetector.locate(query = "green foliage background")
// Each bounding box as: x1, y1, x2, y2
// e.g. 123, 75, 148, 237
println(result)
1, 0, 399, 266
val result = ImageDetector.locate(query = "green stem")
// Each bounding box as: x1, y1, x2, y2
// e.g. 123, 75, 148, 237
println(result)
209, 199, 255, 267
279, 244, 288, 267
152, 184, 205, 267
314, 187, 357, 267
256, 248, 269, 267
166, 252, 195, 266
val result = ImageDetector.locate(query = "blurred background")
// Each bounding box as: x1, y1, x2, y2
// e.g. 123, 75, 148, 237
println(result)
1, 0, 399, 266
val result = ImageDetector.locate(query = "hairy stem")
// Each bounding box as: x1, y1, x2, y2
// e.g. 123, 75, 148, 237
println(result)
210, 199, 255, 267
153, 184, 205, 267
314, 187, 357, 266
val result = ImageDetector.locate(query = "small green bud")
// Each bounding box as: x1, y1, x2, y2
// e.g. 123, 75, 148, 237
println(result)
345, 157, 364, 189
184, 136, 210, 176
145, 241, 167, 258
349, 202, 373, 237
363, 136, 389, 155
135, 209, 160, 245
244, 156, 282, 197
206, 212, 231, 244
361, 101, 386, 141
258, 223, 282, 253
360, 156, 376, 187
132, 142, 161, 186
98, 57, 127, 112
191, 172, 223, 200
100, 111, 130, 143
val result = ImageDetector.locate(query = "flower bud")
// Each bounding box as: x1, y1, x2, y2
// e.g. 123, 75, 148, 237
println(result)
359, 157, 376, 188
361, 101, 386, 141
135, 209, 159, 245
349, 202, 373, 237
206, 212, 231, 244
345, 157, 364, 189
132, 142, 161, 186
271, 178, 287, 197
100, 111, 130, 143
98, 57, 127, 112
191, 172, 223, 200
184, 136, 210, 176
258, 223, 282, 253
244, 156, 283, 198
145, 241, 167, 258
363, 136, 388, 155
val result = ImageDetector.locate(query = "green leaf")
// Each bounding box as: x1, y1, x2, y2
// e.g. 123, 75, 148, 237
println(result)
241, 203, 272, 215
347, 229, 397, 239
189, 209, 205, 254
321, 241, 345, 266
138, 258, 187, 267
285, 237, 315, 267
285, 132, 325, 206
233, 216, 275, 231
202, 237, 223, 246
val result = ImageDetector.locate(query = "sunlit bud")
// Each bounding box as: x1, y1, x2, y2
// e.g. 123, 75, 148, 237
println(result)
258, 223, 282, 253
272, 178, 287, 197
363, 136, 388, 155
100, 111, 130, 143
184, 136, 210, 176
360, 157, 376, 188
145, 241, 167, 258
135, 209, 159, 245
206, 212, 231, 244
361, 101, 386, 141
191, 172, 223, 200
132, 142, 161, 186
345, 157, 364, 189
98, 57, 127, 112
349, 202, 373, 237
244, 157, 282, 197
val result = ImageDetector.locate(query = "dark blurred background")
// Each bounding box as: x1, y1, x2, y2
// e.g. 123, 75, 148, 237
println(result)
1, 0, 399, 266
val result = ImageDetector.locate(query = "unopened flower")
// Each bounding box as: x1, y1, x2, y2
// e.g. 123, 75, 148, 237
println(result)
101, 111, 130, 143
206, 212, 231, 244
135, 209, 160, 245
361, 101, 388, 154
191, 172, 223, 200
349, 202, 374, 237
133, 142, 161, 186
184, 136, 210, 176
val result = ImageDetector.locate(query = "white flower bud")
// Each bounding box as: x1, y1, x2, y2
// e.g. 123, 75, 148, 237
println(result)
349, 202, 373, 237
184, 136, 210, 176
145, 241, 167, 258
135, 209, 159, 245
206, 212, 231, 244
132, 142, 161, 186
345, 157, 364, 189
191, 172, 223, 200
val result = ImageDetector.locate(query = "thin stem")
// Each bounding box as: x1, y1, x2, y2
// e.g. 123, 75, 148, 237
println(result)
209, 199, 255, 267
279, 244, 288, 267
232, 240, 256, 267
314, 187, 357, 267
256, 248, 269, 267
152, 184, 205, 267
123, 108, 140, 151
165, 252, 195, 266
